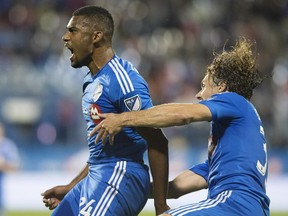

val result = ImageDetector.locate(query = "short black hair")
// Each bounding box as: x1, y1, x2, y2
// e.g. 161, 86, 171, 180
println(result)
72, 5, 114, 42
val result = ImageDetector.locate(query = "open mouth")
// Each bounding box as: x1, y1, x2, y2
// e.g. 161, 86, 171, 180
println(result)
68, 46, 73, 53
67, 46, 75, 59
65, 44, 75, 59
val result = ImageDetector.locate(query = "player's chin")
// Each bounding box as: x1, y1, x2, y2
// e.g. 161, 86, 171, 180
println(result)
71, 61, 82, 68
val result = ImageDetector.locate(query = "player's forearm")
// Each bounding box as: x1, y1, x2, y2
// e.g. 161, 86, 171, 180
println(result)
147, 132, 170, 214
68, 164, 89, 189
120, 103, 211, 128
167, 170, 208, 199
136, 127, 170, 214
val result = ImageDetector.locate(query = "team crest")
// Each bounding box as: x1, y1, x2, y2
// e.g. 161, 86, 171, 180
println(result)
124, 95, 142, 111
93, 84, 103, 102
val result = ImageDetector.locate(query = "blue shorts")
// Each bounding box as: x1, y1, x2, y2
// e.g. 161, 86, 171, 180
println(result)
52, 161, 150, 216
166, 190, 269, 216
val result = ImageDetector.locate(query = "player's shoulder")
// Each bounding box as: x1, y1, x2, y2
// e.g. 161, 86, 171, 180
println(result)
205, 92, 249, 112
210, 92, 246, 103
107, 55, 140, 76
107, 55, 146, 93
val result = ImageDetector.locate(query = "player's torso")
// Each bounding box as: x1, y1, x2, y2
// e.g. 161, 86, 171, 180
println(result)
205, 93, 269, 205
82, 56, 151, 164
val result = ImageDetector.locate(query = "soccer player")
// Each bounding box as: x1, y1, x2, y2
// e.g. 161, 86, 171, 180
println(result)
90, 38, 270, 216
41, 6, 169, 216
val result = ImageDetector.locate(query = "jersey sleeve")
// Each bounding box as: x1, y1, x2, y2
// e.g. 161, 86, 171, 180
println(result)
199, 93, 243, 122
110, 70, 153, 112
189, 160, 209, 182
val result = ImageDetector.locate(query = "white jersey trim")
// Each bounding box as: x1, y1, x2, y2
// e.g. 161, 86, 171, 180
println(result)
109, 58, 134, 95
168, 190, 232, 216
91, 161, 127, 216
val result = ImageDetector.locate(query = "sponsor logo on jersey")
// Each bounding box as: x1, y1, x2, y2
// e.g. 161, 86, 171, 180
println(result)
93, 84, 103, 102
90, 104, 102, 124
124, 95, 142, 111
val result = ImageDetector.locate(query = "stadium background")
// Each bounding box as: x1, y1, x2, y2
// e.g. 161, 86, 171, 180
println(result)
0, 0, 288, 215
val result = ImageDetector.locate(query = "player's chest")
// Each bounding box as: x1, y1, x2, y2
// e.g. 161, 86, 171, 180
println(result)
82, 81, 115, 123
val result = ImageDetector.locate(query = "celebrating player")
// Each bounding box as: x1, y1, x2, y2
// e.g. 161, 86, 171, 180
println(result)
41, 5, 169, 216
91, 38, 270, 216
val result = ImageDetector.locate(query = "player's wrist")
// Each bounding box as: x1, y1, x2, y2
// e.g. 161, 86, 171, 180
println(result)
154, 199, 168, 207
120, 112, 132, 127
154, 202, 170, 215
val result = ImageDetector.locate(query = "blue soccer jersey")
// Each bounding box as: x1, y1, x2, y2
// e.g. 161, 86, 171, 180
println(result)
181, 92, 270, 216
199, 92, 269, 200
82, 55, 153, 164
52, 55, 152, 216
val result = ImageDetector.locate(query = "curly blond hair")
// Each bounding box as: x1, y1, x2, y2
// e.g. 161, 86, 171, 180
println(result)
207, 37, 266, 100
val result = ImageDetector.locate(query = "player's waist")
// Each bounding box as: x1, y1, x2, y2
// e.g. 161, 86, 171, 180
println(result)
87, 155, 145, 165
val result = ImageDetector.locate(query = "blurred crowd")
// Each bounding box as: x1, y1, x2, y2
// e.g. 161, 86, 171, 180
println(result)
0, 0, 288, 171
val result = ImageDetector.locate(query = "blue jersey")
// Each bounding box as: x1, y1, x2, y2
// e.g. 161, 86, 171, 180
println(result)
189, 92, 270, 214
52, 55, 152, 216
82, 55, 152, 164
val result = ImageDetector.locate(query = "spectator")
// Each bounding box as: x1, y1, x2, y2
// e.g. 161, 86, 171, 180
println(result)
0, 123, 20, 216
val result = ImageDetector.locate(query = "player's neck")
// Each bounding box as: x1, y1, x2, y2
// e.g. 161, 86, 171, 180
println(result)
89, 46, 114, 75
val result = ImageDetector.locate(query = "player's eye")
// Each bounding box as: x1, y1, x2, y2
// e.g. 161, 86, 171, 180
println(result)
68, 27, 77, 33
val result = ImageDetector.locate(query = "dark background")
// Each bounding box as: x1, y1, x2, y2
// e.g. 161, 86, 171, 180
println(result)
0, 0, 287, 174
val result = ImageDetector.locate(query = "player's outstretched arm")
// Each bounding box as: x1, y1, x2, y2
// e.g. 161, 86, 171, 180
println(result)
90, 103, 212, 144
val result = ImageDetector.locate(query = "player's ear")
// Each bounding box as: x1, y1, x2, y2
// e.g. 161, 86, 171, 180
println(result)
93, 31, 104, 44
217, 81, 227, 93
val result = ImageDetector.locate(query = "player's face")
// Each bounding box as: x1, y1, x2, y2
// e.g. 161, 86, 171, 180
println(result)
195, 74, 220, 101
62, 16, 94, 68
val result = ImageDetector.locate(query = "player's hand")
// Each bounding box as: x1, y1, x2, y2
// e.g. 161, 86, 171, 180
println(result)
41, 185, 70, 210
42, 197, 60, 210
89, 113, 123, 145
